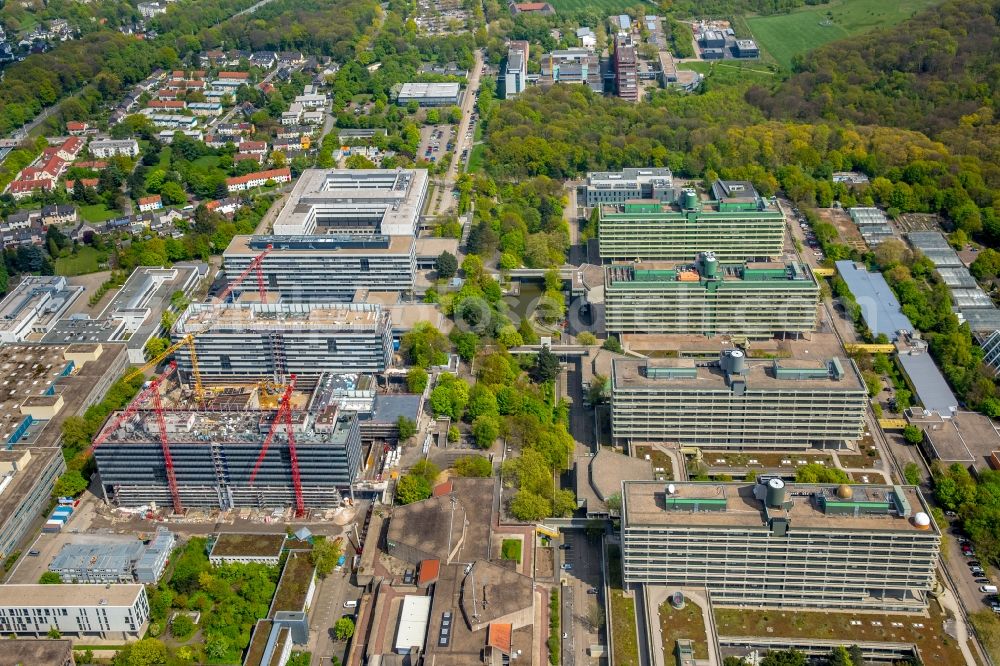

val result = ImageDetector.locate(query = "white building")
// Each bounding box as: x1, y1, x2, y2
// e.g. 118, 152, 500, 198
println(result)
0, 584, 150, 639
504, 41, 529, 99
396, 82, 461, 107
394, 595, 431, 654
576, 27, 596, 49
88, 139, 140, 158
294, 93, 326, 109
0, 277, 83, 343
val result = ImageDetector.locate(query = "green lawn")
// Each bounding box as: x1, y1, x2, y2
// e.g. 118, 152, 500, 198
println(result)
607, 545, 639, 665
677, 60, 777, 85
78, 203, 121, 223
547, 0, 638, 12
55, 246, 109, 276
501, 538, 522, 563
192, 155, 221, 169
466, 144, 485, 173
746, 0, 942, 69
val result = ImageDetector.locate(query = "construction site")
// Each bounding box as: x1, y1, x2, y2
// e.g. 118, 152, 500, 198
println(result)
91, 363, 365, 515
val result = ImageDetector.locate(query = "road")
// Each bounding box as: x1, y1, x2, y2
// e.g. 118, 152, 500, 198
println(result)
430, 49, 484, 216
309, 559, 363, 666
559, 531, 604, 666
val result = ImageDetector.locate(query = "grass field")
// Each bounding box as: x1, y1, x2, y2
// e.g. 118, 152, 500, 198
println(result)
547, 0, 638, 13
192, 155, 221, 169
607, 545, 639, 665
677, 60, 777, 85
659, 599, 709, 660
501, 538, 522, 563
79, 203, 121, 223
55, 246, 109, 276
746, 0, 941, 69
466, 144, 485, 173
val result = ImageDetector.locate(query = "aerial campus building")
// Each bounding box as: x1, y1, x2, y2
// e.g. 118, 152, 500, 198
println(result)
223, 169, 428, 301
604, 252, 818, 336
172, 302, 393, 386
611, 350, 867, 449
584, 167, 675, 207
0, 276, 82, 343
621, 479, 940, 612
0, 584, 150, 639
597, 180, 784, 262
93, 406, 363, 510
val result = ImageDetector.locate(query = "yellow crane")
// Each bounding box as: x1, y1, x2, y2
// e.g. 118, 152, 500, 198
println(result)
124, 334, 204, 403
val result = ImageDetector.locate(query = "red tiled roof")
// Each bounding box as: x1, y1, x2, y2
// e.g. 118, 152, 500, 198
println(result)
487, 624, 512, 653
239, 141, 267, 151
226, 167, 290, 187
219, 71, 249, 79
138, 195, 162, 206
149, 100, 185, 109
65, 178, 99, 189
8, 179, 53, 194
516, 2, 548, 9
234, 153, 260, 161
432, 480, 454, 497
61, 137, 84, 154
74, 160, 107, 169
417, 559, 440, 586
66, 121, 88, 131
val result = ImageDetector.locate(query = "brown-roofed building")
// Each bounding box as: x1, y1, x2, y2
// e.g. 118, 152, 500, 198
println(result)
432, 480, 453, 497
417, 558, 440, 588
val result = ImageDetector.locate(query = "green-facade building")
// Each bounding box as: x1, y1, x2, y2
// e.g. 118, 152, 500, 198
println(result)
598, 180, 784, 262
604, 251, 819, 336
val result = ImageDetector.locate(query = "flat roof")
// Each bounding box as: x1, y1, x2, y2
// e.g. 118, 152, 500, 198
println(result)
0, 276, 81, 337
834, 261, 913, 339
175, 302, 388, 335
270, 551, 315, 613
907, 232, 963, 267
211, 533, 285, 558
0, 583, 143, 607
225, 234, 414, 257
398, 82, 461, 98
395, 595, 432, 653
623, 481, 936, 533
612, 356, 863, 392
605, 258, 815, 288
896, 345, 958, 416
0, 639, 73, 665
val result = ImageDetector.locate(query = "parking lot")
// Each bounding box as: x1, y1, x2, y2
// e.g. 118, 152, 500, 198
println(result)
558, 530, 605, 666
418, 124, 453, 164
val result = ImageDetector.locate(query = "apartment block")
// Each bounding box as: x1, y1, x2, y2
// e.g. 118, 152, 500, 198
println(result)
604, 252, 819, 336
224, 234, 416, 302
0, 584, 150, 639
88, 139, 140, 158
614, 34, 639, 102
585, 167, 675, 207
93, 408, 363, 510
621, 479, 940, 612
611, 350, 867, 449
172, 302, 393, 384
598, 181, 784, 262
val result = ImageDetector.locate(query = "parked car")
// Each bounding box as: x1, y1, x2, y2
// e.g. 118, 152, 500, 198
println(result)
587, 588, 599, 595
945, 510, 958, 517
975, 578, 992, 584
559, 544, 571, 550
968, 561, 982, 567
561, 563, 573, 571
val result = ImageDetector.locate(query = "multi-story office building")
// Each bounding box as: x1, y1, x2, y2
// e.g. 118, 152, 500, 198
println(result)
0, 584, 150, 638
94, 407, 363, 510
584, 167, 675, 207
223, 234, 416, 301
598, 180, 784, 262
504, 41, 529, 99
604, 252, 819, 336
614, 34, 639, 102
271, 168, 428, 237
0, 276, 82, 343
538, 48, 603, 92
611, 350, 867, 449
172, 302, 393, 385
621, 479, 940, 612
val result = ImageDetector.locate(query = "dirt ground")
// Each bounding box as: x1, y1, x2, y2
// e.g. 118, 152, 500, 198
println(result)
535, 545, 554, 579
816, 208, 866, 251
896, 212, 946, 234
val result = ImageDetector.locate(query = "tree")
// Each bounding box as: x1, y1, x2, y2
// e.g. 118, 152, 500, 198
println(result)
587, 374, 608, 405
531, 346, 560, 383
759, 650, 806, 666
586, 601, 605, 631
971, 248, 1000, 280
310, 536, 344, 578
794, 463, 850, 484
39, 571, 62, 584
451, 331, 479, 362
509, 490, 551, 521
396, 474, 431, 504
466, 384, 499, 421
54, 470, 88, 497
828, 646, 853, 666
47, 627, 61, 638
904, 462, 922, 485
171, 614, 195, 639
848, 645, 865, 666
602, 337, 623, 353
159, 181, 187, 206
401, 322, 450, 368
334, 616, 355, 640
435, 251, 458, 279
202, 637, 228, 661
406, 367, 429, 394
577, 332, 597, 346
453, 455, 492, 477
114, 638, 168, 666
144, 337, 169, 360
903, 425, 923, 445
472, 415, 500, 448
345, 154, 376, 169
397, 416, 418, 442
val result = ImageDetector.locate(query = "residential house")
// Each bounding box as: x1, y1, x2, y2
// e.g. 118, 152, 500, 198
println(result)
41, 205, 78, 225
138, 195, 163, 213
226, 168, 292, 193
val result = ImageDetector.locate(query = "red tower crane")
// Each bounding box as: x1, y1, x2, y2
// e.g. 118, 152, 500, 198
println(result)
89, 362, 184, 515
248, 374, 305, 517
216, 244, 273, 304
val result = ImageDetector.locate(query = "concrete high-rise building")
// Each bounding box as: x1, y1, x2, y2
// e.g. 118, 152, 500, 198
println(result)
270, 168, 428, 237
172, 302, 393, 385
504, 41, 529, 99
598, 180, 784, 262
94, 408, 362, 510
621, 479, 940, 612
224, 234, 416, 302
614, 33, 639, 102
584, 167, 675, 207
604, 252, 819, 336
611, 351, 867, 449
